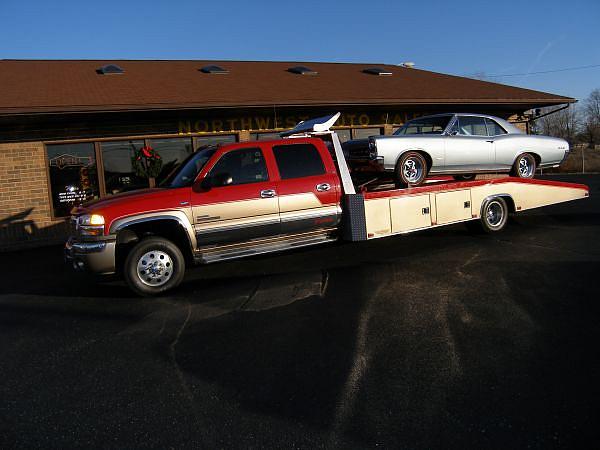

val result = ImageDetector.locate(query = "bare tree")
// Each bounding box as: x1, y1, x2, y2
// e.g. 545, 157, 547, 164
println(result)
582, 89, 600, 146
538, 104, 580, 143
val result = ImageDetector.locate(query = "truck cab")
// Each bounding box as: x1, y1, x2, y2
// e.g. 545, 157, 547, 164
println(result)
66, 137, 343, 295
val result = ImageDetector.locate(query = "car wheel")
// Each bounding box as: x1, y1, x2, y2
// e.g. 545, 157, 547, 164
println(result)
123, 237, 185, 296
511, 153, 536, 178
480, 197, 509, 233
453, 174, 476, 181
396, 152, 428, 187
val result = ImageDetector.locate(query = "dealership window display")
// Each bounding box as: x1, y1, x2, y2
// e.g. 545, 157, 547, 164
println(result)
46, 143, 100, 217
148, 138, 193, 185
102, 140, 147, 194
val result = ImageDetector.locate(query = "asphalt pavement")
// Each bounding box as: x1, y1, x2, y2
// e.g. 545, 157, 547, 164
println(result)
1, 174, 599, 449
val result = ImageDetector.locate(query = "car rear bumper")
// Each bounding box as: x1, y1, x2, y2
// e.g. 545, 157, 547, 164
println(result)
64, 237, 117, 274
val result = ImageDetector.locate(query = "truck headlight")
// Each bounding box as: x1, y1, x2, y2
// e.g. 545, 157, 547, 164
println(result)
77, 214, 105, 236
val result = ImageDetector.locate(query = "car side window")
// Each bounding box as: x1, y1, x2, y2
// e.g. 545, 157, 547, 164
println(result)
458, 117, 488, 136
485, 118, 507, 136
209, 147, 268, 185
272, 143, 326, 179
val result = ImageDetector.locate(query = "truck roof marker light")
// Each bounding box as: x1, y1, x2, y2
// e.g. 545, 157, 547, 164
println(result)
363, 67, 392, 76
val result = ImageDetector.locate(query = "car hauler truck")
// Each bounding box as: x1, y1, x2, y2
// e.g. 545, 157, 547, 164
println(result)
65, 113, 589, 296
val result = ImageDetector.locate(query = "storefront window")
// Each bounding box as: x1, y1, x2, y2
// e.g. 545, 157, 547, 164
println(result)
46, 143, 100, 217
250, 132, 282, 141
102, 140, 146, 194
195, 134, 237, 147
352, 128, 382, 139
148, 138, 193, 185
334, 129, 352, 143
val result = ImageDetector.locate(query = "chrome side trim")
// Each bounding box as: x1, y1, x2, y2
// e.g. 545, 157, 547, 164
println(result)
196, 217, 281, 234
280, 205, 341, 223
196, 230, 336, 264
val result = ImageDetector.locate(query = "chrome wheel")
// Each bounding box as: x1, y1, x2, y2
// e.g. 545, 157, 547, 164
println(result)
403, 157, 424, 183
136, 250, 174, 287
517, 154, 535, 178
485, 200, 505, 228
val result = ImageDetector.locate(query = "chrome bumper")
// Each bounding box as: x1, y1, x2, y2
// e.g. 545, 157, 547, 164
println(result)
64, 237, 117, 274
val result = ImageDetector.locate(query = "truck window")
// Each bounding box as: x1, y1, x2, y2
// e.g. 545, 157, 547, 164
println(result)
272, 143, 326, 179
209, 147, 268, 185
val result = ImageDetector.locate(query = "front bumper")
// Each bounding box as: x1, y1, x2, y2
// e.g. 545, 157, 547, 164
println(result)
64, 236, 117, 274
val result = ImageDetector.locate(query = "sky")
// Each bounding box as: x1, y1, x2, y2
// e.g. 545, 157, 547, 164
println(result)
1, 0, 599, 102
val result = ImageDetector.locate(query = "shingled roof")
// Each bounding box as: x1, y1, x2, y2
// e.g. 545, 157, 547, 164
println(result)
0, 60, 574, 115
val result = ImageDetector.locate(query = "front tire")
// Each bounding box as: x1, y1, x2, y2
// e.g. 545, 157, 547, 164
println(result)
123, 237, 186, 296
511, 153, 536, 179
395, 152, 428, 187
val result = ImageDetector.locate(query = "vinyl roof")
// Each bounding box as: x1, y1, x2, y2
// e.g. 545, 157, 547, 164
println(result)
0, 59, 575, 115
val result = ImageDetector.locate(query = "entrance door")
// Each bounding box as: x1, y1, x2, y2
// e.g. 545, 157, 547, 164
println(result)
191, 146, 280, 246
444, 116, 495, 172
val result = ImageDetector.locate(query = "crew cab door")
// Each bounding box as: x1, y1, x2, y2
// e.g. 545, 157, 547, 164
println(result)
269, 140, 341, 235
444, 116, 495, 171
191, 144, 280, 246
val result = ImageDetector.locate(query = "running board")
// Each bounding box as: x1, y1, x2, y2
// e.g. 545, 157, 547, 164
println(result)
194, 230, 336, 264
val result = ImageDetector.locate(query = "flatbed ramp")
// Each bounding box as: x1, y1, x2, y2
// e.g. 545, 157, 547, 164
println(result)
348, 178, 589, 240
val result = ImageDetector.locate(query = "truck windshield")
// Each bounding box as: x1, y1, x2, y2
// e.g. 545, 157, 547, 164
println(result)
394, 116, 452, 135
161, 146, 217, 188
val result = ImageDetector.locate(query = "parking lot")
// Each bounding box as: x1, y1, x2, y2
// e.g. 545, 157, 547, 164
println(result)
1, 174, 599, 449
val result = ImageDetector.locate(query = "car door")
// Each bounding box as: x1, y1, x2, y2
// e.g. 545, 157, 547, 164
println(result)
444, 116, 495, 171
191, 145, 280, 246
269, 140, 342, 235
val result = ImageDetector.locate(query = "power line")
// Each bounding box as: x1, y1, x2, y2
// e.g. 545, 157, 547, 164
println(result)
490, 63, 600, 78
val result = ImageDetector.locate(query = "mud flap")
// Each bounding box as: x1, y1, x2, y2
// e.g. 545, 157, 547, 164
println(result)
342, 194, 367, 241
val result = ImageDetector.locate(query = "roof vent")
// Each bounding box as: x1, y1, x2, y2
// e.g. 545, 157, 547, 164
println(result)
363, 67, 392, 76
200, 65, 229, 74
288, 65, 318, 75
96, 64, 125, 75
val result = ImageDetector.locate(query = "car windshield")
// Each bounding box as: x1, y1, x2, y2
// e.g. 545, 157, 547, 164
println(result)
394, 116, 452, 135
160, 146, 217, 188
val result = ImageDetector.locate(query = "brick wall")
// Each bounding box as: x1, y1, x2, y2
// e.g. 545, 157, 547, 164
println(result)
0, 142, 68, 251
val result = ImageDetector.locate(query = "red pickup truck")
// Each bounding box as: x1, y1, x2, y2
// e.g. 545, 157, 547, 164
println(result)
65, 115, 589, 296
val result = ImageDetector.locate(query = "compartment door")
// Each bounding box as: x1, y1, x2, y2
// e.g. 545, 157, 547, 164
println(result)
434, 190, 472, 224
390, 194, 432, 233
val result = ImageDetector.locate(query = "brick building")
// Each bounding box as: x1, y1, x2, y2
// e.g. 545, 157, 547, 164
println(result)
0, 60, 574, 250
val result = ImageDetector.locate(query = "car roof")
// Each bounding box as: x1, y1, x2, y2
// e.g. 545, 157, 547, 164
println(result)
407, 113, 523, 134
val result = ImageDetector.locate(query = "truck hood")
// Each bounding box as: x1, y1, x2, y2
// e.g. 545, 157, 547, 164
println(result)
75, 188, 167, 213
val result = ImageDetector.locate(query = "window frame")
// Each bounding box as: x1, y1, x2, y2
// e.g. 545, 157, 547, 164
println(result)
207, 146, 270, 187
457, 116, 489, 137
271, 142, 327, 180
484, 118, 508, 137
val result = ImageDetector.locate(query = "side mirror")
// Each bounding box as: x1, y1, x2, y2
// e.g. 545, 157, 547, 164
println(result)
203, 172, 233, 189
447, 130, 458, 136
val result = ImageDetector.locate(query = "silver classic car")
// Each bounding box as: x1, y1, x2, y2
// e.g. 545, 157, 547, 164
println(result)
344, 113, 569, 186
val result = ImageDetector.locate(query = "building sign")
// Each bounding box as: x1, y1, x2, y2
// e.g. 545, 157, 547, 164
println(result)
177, 111, 423, 135
49, 153, 94, 169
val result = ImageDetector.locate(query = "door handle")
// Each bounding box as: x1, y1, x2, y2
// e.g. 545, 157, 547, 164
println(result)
316, 183, 331, 192
486, 140, 494, 143
260, 189, 277, 198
